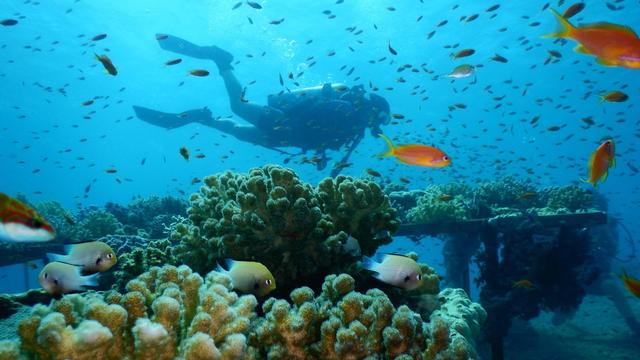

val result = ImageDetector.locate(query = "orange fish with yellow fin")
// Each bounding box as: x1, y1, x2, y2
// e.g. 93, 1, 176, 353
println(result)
544, 9, 640, 69
620, 269, 640, 298
378, 134, 451, 168
582, 139, 615, 187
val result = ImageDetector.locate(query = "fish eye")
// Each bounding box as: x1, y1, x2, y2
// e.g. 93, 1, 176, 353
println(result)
43, 272, 48, 279
416, 274, 422, 281
107, 253, 112, 259
265, 279, 272, 286
403, 275, 410, 283
443, 156, 450, 161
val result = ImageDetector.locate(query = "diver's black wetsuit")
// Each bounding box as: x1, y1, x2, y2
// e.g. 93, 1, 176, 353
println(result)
133, 35, 390, 176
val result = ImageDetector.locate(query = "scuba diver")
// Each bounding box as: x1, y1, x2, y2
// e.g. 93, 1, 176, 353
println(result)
133, 35, 391, 176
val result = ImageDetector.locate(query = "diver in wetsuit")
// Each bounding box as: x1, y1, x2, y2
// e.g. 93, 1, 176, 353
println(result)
133, 35, 391, 176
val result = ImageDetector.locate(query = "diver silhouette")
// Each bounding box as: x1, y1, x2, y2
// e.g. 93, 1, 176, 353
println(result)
133, 35, 391, 176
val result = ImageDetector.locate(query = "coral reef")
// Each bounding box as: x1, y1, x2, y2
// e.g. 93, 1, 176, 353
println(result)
70, 209, 123, 242
539, 185, 594, 213
33, 201, 78, 242
35, 202, 123, 243
33, 196, 187, 243
2, 265, 258, 360
407, 184, 472, 225
402, 177, 597, 225
250, 272, 485, 359
105, 196, 187, 238
172, 165, 399, 292
0, 265, 486, 360
111, 238, 178, 291
388, 190, 425, 223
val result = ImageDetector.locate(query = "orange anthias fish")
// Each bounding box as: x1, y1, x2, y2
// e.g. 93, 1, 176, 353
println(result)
512, 279, 535, 290
0, 193, 55, 242
620, 269, 640, 298
544, 9, 640, 69
378, 134, 451, 168
582, 139, 615, 187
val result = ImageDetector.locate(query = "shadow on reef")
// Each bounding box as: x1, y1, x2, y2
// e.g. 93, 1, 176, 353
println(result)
388, 177, 637, 360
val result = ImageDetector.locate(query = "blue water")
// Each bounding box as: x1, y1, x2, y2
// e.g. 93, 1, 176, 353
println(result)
1, 0, 640, 357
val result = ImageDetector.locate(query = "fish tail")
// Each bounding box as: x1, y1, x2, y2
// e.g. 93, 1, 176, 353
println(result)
214, 262, 227, 274
621, 268, 628, 279
377, 134, 395, 157
215, 258, 234, 273
543, 9, 575, 39
82, 272, 100, 288
579, 178, 596, 187
46, 253, 69, 263
362, 256, 379, 273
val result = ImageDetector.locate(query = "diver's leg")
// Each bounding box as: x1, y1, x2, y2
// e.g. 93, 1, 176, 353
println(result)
156, 35, 282, 129
209, 119, 278, 148
156, 34, 234, 66
133, 106, 214, 129
219, 69, 283, 130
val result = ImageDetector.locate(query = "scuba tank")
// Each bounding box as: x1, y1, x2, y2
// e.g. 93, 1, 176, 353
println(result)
267, 83, 348, 112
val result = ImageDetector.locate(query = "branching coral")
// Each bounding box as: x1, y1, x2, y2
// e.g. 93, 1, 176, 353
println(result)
172, 165, 399, 292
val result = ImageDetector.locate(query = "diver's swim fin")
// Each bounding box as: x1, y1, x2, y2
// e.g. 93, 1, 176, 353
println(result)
133, 106, 213, 130
155, 34, 233, 70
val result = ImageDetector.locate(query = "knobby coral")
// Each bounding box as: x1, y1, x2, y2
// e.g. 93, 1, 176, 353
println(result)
0, 266, 485, 360
250, 273, 486, 359
172, 165, 399, 292
1, 265, 258, 360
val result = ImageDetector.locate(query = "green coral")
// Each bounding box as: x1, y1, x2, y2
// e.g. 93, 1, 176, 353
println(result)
406, 178, 600, 224
172, 165, 399, 290
540, 185, 594, 212
111, 238, 178, 291
473, 176, 536, 217
105, 196, 187, 238
407, 183, 472, 224
33, 201, 77, 242
69, 210, 123, 241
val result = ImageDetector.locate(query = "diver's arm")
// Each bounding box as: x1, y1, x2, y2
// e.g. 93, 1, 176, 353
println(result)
329, 133, 363, 177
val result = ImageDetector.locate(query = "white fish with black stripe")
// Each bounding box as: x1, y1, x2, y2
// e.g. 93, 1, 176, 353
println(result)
363, 253, 423, 290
